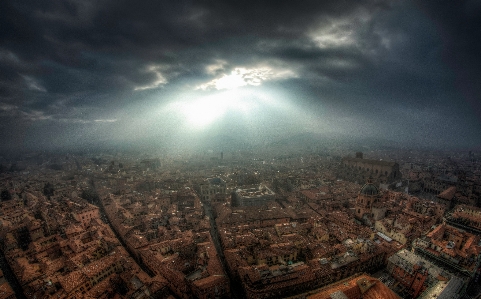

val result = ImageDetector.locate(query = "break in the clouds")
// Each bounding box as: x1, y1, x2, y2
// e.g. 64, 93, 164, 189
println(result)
196, 65, 297, 91
0, 0, 480, 151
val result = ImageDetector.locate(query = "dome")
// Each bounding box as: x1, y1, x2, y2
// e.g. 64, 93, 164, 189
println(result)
360, 183, 379, 196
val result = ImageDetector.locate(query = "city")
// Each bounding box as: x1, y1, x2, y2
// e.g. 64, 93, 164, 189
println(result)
0, 148, 480, 298
1, 0, 481, 298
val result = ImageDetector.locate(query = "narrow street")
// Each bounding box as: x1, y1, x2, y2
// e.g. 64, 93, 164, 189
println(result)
88, 180, 156, 277
203, 202, 245, 299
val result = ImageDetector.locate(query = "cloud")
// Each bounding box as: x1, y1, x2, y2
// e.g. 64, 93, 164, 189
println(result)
309, 19, 358, 50
22, 75, 47, 92
94, 118, 118, 123
0, 103, 18, 111
133, 65, 167, 91
205, 60, 227, 75
21, 109, 52, 121
0, 0, 480, 150
0, 49, 21, 64
196, 66, 297, 90
1, 1, 387, 100
414, 0, 481, 119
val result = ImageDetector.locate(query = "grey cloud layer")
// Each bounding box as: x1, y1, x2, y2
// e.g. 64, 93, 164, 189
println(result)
0, 0, 480, 150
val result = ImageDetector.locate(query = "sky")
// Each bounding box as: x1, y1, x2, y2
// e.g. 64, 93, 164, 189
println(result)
1, 0, 480, 152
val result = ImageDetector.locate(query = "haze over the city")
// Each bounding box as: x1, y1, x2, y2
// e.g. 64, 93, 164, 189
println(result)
1, 0, 480, 152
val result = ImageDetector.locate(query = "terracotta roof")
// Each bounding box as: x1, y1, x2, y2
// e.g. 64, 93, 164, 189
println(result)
301, 190, 318, 201
82, 255, 118, 278
0, 282, 15, 299
437, 186, 456, 200
426, 224, 445, 239
362, 277, 400, 299
58, 270, 87, 294
192, 275, 227, 289
307, 274, 399, 299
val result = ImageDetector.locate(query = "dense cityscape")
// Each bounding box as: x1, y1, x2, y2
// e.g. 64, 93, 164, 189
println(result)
0, 147, 480, 298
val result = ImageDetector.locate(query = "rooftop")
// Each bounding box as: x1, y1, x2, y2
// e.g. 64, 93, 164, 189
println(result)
306, 273, 399, 299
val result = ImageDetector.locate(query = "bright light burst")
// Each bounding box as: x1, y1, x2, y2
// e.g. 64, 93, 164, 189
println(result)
159, 64, 315, 133
166, 89, 262, 127
156, 83, 326, 144
213, 70, 251, 90
179, 96, 226, 126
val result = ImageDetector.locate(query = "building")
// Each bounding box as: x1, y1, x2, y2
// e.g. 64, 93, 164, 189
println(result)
341, 153, 402, 184
387, 249, 465, 298
197, 178, 227, 202
375, 216, 414, 245
71, 203, 100, 228
446, 204, 481, 234
232, 184, 275, 207
233, 243, 387, 299
412, 223, 481, 290
139, 233, 230, 299
0, 270, 16, 299
354, 177, 386, 225
405, 196, 445, 221
215, 206, 291, 230
422, 176, 457, 195
435, 186, 457, 209
305, 273, 399, 299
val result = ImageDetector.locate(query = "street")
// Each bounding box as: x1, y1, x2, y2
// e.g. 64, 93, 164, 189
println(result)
203, 202, 245, 299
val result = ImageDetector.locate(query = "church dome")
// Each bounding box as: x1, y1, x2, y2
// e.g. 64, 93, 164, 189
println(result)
360, 184, 379, 196
359, 177, 379, 196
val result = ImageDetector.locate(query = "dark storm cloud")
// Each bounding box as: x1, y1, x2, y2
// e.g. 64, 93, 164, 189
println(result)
0, 0, 387, 109
0, 0, 480, 150
414, 0, 481, 118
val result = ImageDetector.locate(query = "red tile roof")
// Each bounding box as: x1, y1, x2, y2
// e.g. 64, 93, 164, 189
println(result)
307, 274, 399, 299
437, 186, 456, 200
